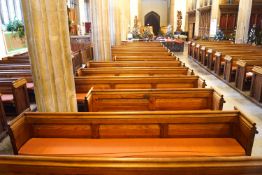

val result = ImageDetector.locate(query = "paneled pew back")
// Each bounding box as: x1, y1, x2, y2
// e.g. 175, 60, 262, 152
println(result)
112, 51, 172, 57
0, 64, 31, 70
75, 76, 205, 111
113, 55, 176, 61
8, 111, 256, 156
0, 156, 262, 175
76, 67, 193, 77
87, 61, 182, 68
0, 78, 30, 116
86, 88, 224, 112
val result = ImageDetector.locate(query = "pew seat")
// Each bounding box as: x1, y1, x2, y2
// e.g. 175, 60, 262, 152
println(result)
0, 94, 13, 102
19, 138, 245, 157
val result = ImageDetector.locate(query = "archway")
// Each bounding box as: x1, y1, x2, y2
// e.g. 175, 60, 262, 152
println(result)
144, 11, 160, 35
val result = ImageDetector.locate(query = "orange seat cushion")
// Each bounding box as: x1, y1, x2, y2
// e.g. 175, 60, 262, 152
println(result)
19, 138, 245, 157
1, 94, 14, 102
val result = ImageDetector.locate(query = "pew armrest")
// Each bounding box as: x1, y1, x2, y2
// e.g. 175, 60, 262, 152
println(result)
212, 91, 225, 110
198, 78, 206, 88
8, 113, 32, 154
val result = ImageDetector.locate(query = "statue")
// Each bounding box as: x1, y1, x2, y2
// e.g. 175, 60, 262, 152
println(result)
176, 11, 182, 32
132, 16, 141, 39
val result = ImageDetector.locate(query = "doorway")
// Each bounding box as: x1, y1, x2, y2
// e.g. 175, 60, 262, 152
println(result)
144, 11, 160, 35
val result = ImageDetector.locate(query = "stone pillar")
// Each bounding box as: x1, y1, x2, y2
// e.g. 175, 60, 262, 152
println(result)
170, 0, 175, 29
194, 0, 201, 37
0, 19, 6, 59
209, 0, 220, 37
112, 0, 130, 45
90, 0, 111, 60
235, 0, 252, 43
21, 0, 77, 112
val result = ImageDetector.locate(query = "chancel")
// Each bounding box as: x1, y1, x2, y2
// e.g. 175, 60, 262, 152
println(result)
0, 0, 262, 174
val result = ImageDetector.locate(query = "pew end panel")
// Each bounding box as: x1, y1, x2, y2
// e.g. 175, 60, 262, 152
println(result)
250, 66, 262, 102
12, 78, 30, 114
224, 55, 234, 82
8, 113, 33, 154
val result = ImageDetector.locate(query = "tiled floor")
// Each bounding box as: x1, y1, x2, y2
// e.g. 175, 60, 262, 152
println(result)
0, 45, 261, 156
176, 45, 262, 156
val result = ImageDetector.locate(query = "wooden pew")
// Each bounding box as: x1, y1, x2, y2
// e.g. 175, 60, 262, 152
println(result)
112, 51, 172, 57
235, 60, 262, 91
0, 156, 262, 175
75, 76, 205, 111
112, 47, 167, 52
86, 88, 224, 112
113, 55, 176, 61
250, 66, 262, 103
8, 111, 256, 156
87, 61, 182, 68
0, 94, 7, 140
76, 67, 193, 77
0, 64, 31, 70
0, 78, 30, 116
121, 41, 162, 47
223, 56, 262, 82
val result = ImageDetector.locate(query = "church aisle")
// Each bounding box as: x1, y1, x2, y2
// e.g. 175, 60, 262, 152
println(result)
176, 44, 262, 156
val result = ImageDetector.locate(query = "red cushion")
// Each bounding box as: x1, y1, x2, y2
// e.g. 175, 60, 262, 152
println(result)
26, 83, 34, 90
1, 94, 14, 102
19, 138, 245, 157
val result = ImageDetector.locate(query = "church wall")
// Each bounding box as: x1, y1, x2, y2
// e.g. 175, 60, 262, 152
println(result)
141, 0, 168, 27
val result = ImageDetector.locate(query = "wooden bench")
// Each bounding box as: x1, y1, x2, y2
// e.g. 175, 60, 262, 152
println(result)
121, 41, 162, 47
87, 61, 182, 68
0, 156, 262, 175
76, 67, 193, 77
0, 78, 30, 116
223, 55, 262, 82
235, 60, 262, 91
0, 94, 7, 140
75, 76, 205, 111
250, 66, 262, 103
112, 51, 172, 57
85, 88, 224, 112
8, 111, 256, 156
113, 55, 176, 61
112, 47, 167, 52
0, 64, 31, 70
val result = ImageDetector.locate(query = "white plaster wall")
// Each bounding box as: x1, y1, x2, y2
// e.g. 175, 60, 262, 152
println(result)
141, 0, 168, 26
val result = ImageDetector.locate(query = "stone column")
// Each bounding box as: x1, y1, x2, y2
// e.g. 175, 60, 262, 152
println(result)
235, 0, 252, 43
0, 19, 6, 59
194, 0, 201, 37
90, 0, 111, 60
209, 0, 220, 37
169, 0, 175, 29
21, 0, 77, 112
112, 0, 130, 45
